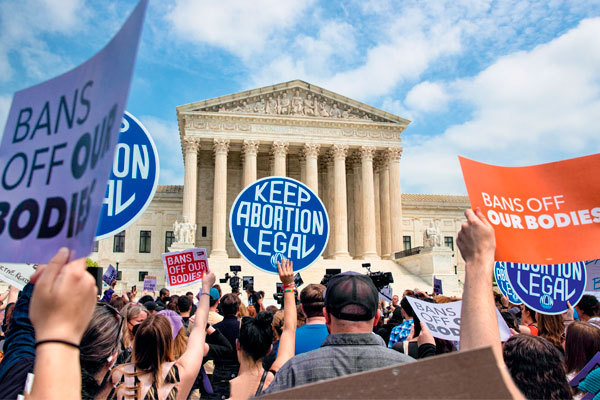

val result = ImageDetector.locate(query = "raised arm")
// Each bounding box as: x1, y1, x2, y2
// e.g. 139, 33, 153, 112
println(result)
176, 272, 215, 394
270, 259, 296, 373
457, 208, 499, 357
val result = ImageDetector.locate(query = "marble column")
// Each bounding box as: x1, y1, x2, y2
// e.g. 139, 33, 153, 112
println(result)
302, 143, 320, 193
299, 152, 306, 184
242, 140, 259, 187
326, 154, 336, 258
181, 137, 200, 226
271, 141, 288, 176
388, 147, 404, 256
379, 156, 392, 259
374, 156, 382, 257
350, 153, 363, 259
360, 146, 379, 260
211, 138, 230, 258
331, 144, 351, 259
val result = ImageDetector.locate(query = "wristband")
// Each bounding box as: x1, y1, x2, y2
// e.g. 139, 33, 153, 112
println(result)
283, 288, 295, 293
35, 339, 79, 350
282, 283, 295, 289
200, 292, 210, 297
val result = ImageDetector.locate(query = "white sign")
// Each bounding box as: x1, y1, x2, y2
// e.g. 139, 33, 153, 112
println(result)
0, 263, 38, 289
406, 297, 512, 342
585, 259, 600, 292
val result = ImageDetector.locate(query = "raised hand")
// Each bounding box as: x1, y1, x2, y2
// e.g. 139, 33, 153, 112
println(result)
277, 259, 294, 285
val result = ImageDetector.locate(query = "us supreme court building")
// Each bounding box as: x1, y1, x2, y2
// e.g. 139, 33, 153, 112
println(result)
91, 80, 470, 298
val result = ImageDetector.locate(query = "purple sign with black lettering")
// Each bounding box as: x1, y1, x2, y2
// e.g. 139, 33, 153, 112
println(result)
506, 261, 586, 315
0, 0, 146, 264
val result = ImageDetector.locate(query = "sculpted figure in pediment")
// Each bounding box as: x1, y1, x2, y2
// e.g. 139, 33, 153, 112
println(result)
266, 96, 278, 114
254, 98, 266, 114
331, 103, 342, 118
292, 90, 304, 115
318, 100, 329, 117
278, 92, 291, 115
304, 94, 317, 116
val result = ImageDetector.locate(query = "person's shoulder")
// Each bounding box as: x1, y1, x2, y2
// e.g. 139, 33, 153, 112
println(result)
376, 345, 415, 364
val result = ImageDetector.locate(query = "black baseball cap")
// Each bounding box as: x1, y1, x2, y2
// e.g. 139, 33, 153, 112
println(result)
324, 272, 378, 321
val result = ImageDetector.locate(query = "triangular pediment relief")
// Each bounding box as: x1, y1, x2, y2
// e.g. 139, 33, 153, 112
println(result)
177, 80, 409, 125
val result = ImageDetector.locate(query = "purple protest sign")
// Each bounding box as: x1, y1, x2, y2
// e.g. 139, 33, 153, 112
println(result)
143, 275, 157, 292
0, 0, 147, 264
506, 262, 586, 315
433, 276, 443, 295
102, 264, 117, 285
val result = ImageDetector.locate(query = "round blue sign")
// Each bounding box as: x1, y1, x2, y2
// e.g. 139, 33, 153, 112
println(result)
494, 262, 522, 305
505, 261, 586, 315
95, 112, 159, 240
229, 177, 329, 273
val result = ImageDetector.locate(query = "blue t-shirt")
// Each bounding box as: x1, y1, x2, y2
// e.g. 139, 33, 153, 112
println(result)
294, 324, 329, 355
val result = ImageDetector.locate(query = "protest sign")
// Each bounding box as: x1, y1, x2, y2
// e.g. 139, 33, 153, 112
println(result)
585, 259, 600, 292
407, 297, 511, 342
433, 276, 443, 295
261, 347, 515, 399
0, 263, 37, 289
95, 112, 159, 240
459, 154, 600, 264
494, 262, 522, 305
162, 248, 208, 289
102, 264, 117, 285
0, 0, 147, 264
506, 261, 586, 315
143, 275, 157, 292
229, 176, 329, 273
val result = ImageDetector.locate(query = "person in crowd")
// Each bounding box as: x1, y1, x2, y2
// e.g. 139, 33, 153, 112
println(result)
565, 321, 600, 380
519, 304, 538, 335
266, 305, 279, 314
262, 310, 284, 371
392, 320, 438, 360
387, 296, 415, 348
501, 311, 519, 332
109, 295, 128, 312
108, 271, 215, 399
178, 295, 192, 329
237, 303, 249, 318
167, 295, 180, 312
537, 313, 565, 354
208, 288, 223, 325
212, 293, 243, 399
229, 260, 296, 399
157, 309, 188, 359
376, 307, 404, 346
503, 334, 571, 399
245, 285, 255, 307
101, 280, 118, 303
143, 301, 164, 314
575, 295, 600, 324
186, 291, 198, 316
295, 283, 328, 355
261, 271, 414, 395
156, 288, 170, 309
138, 294, 154, 305
247, 304, 258, 318
118, 303, 148, 364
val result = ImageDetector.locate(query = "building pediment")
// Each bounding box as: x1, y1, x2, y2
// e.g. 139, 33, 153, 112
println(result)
177, 80, 409, 125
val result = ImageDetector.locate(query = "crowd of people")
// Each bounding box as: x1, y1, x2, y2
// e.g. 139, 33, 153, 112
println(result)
0, 208, 599, 399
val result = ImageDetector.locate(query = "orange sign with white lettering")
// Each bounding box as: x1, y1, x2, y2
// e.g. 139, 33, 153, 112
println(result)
459, 154, 600, 264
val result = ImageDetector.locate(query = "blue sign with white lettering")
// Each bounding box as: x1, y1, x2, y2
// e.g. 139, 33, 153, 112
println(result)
95, 112, 159, 240
494, 262, 522, 305
229, 177, 329, 273
506, 261, 586, 315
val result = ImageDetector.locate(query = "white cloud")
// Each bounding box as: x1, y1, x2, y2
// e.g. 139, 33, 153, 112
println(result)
404, 81, 449, 113
139, 116, 184, 185
165, 0, 314, 59
402, 17, 600, 194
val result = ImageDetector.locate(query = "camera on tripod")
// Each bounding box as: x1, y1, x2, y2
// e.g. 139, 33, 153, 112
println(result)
220, 265, 242, 292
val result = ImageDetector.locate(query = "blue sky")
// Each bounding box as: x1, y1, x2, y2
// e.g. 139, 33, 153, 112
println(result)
1, 0, 600, 194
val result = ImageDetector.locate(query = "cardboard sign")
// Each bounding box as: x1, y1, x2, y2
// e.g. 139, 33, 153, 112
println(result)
162, 248, 208, 288
0, 263, 37, 289
0, 0, 147, 264
433, 276, 443, 295
143, 275, 157, 292
102, 264, 117, 285
459, 154, 600, 264
96, 112, 159, 240
260, 347, 515, 399
506, 261, 586, 315
407, 297, 512, 342
585, 259, 600, 292
229, 177, 329, 273
494, 262, 522, 305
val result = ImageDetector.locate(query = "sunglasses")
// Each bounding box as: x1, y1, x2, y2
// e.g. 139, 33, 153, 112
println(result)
97, 302, 125, 335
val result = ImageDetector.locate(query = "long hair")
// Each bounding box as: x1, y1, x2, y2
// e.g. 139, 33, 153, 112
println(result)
537, 313, 564, 350
131, 314, 174, 388
565, 321, 600, 373
122, 303, 148, 349
239, 312, 274, 361
80, 305, 123, 398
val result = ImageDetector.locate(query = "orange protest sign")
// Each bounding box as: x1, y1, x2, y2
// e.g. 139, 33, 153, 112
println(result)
459, 154, 600, 264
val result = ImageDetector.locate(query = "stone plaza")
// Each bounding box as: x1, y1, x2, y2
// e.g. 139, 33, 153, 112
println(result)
91, 80, 470, 299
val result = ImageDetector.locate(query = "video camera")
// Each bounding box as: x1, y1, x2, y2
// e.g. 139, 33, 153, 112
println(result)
362, 263, 394, 290
219, 265, 242, 292
320, 268, 341, 286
